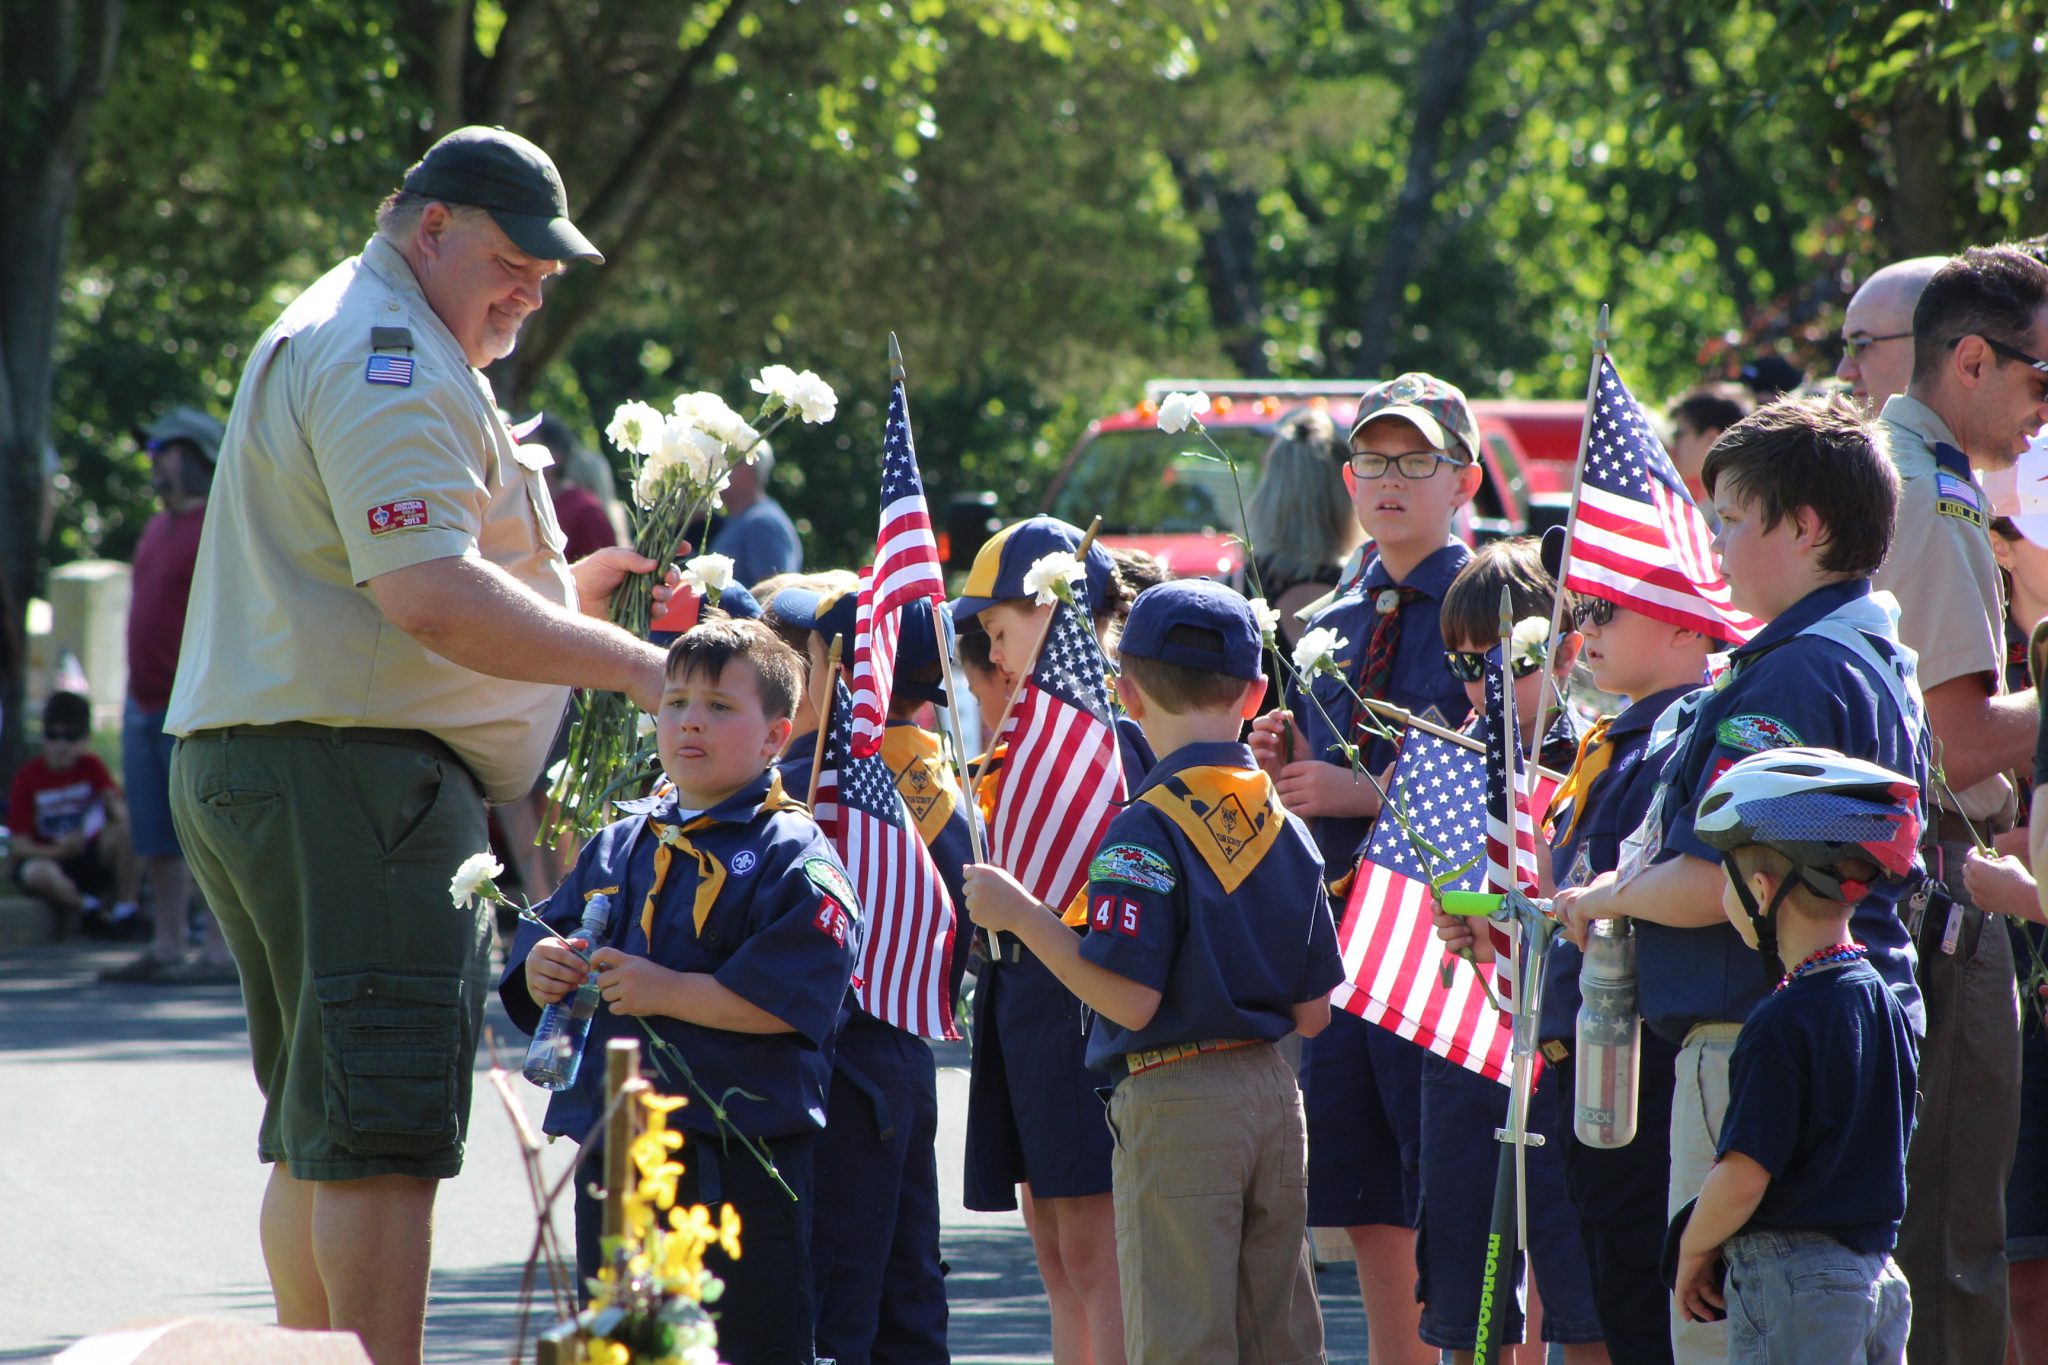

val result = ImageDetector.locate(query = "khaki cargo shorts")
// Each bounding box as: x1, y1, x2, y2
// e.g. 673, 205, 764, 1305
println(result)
170, 725, 494, 1181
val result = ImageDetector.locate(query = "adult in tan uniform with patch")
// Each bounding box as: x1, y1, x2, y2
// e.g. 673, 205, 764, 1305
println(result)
166, 128, 668, 1365
1870, 245, 2048, 1364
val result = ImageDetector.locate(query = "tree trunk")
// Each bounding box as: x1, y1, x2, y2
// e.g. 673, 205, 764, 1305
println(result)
1168, 154, 1271, 378
0, 0, 123, 775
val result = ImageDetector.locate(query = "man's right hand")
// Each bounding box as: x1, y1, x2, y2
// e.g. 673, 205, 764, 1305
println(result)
525, 935, 591, 1004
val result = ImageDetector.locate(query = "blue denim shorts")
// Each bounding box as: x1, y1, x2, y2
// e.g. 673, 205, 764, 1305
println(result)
1723, 1229, 1909, 1363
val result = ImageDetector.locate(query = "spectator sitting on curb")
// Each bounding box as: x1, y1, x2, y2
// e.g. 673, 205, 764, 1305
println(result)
8, 691, 141, 938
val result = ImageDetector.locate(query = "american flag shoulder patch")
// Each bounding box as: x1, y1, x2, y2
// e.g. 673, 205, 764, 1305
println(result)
365, 354, 414, 387
1934, 472, 1983, 526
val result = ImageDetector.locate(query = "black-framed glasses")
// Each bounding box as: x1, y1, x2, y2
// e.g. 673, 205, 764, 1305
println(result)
1840, 331, 1911, 362
1445, 650, 1542, 682
1349, 449, 1462, 480
1574, 596, 1616, 629
1982, 335, 2048, 376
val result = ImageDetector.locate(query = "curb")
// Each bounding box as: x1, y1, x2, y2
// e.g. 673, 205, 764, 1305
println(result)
0, 895, 52, 951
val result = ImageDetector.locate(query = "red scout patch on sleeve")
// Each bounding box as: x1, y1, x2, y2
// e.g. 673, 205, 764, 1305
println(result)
1115, 899, 1142, 937
367, 499, 429, 536
1089, 895, 1117, 933
814, 896, 850, 947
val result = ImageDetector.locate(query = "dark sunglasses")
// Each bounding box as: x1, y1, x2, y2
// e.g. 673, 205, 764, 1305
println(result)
43, 729, 87, 743
1445, 650, 1542, 682
1982, 335, 2048, 376
1574, 597, 1616, 628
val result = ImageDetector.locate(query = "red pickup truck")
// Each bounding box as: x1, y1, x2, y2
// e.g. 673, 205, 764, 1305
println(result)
1039, 380, 1584, 578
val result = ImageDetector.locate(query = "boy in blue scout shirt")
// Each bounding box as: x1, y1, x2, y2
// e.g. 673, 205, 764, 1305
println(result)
962, 579, 1346, 1365
950, 515, 1146, 1365
770, 584, 968, 1365
1248, 371, 1485, 1364
1553, 395, 1927, 1363
503, 617, 858, 1365
1672, 749, 1921, 1361
1411, 537, 1603, 1363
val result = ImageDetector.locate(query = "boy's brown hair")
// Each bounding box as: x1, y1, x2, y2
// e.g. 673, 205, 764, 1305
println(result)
1701, 394, 1899, 577
1120, 626, 1255, 715
1727, 844, 1876, 921
1439, 536, 1570, 650
666, 618, 805, 721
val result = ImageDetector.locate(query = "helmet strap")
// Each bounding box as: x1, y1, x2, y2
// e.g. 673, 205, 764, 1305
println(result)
1725, 859, 1792, 981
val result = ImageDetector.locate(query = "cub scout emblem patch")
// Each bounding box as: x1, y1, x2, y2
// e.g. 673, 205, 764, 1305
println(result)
804, 857, 858, 911
1715, 714, 1801, 753
1934, 472, 1985, 526
365, 354, 414, 387
895, 759, 940, 825
1136, 767, 1285, 894
1089, 894, 1142, 938
729, 849, 758, 876
367, 499, 429, 535
1202, 793, 1256, 862
814, 897, 850, 947
1089, 843, 1176, 894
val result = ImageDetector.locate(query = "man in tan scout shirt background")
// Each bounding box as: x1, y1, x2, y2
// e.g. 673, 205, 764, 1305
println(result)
166, 127, 667, 1365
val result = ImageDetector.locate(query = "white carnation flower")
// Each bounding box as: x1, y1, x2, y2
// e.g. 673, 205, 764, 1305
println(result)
1022, 550, 1084, 606
751, 364, 838, 424
448, 852, 504, 909
1292, 626, 1349, 678
674, 390, 760, 450
1155, 390, 1211, 435
682, 552, 736, 604
1248, 596, 1282, 646
605, 400, 666, 455
1511, 615, 1550, 670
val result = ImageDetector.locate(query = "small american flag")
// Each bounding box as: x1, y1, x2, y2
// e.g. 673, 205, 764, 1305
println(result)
989, 590, 1126, 915
1566, 355, 1759, 642
364, 354, 414, 387
1331, 731, 1517, 1083
816, 679, 960, 1040
850, 381, 948, 758
1482, 646, 1543, 1013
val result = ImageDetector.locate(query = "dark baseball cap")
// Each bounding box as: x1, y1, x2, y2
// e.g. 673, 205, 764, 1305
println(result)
770, 585, 949, 706
1119, 579, 1264, 681
950, 516, 1118, 631
136, 406, 225, 465
401, 126, 603, 264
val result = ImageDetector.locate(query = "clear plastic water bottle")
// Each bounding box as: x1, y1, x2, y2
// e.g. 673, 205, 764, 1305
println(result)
522, 893, 615, 1091
1574, 916, 1641, 1149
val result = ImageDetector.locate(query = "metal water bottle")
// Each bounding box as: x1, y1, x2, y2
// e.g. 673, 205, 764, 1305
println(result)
522, 893, 615, 1091
1574, 916, 1641, 1148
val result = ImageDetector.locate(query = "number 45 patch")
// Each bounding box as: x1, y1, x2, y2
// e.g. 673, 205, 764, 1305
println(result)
1088, 894, 1142, 938
814, 896, 850, 948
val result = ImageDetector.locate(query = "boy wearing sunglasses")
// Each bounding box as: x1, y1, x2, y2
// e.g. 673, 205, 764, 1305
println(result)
7, 690, 140, 937
1249, 370, 1483, 1365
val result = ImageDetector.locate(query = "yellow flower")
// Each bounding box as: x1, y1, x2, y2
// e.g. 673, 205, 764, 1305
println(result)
642, 1092, 689, 1115
718, 1204, 743, 1261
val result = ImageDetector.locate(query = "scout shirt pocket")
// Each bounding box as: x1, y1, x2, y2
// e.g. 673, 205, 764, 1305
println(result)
514, 442, 570, 558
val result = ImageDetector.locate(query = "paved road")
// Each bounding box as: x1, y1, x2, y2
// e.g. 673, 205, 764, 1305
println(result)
0, 944, 1373, 1362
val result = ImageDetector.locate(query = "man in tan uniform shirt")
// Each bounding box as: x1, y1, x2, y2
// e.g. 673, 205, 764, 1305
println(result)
167, 127, 667, 1365
1869, 245, 2048, 1365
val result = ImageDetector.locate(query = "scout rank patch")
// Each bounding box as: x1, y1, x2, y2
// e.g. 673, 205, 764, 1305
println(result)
803, 856, 859, 911
1715, 714, 1802, 753
367, 499, 429, 535
805, 858, 858, 947
1934, 471, 1984, 526
1090, 843, 1177, 894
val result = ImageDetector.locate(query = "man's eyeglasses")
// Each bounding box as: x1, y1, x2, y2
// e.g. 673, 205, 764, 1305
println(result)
1574, 597, 1616, 629
1840, 331, 1911, 362
42, 730, 87, 743
1445, 650, 1542, 682
1349, 450, 1463, 480
1982, 335, 2048, 377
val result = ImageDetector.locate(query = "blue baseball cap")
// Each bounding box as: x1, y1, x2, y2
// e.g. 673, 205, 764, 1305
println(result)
704, 581, 761, 621
950, 516, 1118, 631
769, 584, 949, 705
1118, 579, 1265, 681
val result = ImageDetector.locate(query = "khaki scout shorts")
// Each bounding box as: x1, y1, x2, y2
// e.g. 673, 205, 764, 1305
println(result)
170, 726, 494, 1181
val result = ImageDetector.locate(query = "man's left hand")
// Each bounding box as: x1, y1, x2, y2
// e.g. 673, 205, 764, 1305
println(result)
571, 546, 675, 619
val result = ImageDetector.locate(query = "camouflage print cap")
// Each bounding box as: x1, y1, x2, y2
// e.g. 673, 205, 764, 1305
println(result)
1347, 371, 1481, 465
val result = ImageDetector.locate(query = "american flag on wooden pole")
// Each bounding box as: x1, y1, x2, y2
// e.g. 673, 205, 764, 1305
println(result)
816, 678, 960, 1040
987, 587, 1126, 915
850, 378, 949, 758
1330, 731, 1517, 1083
1561, 354, 1760, 642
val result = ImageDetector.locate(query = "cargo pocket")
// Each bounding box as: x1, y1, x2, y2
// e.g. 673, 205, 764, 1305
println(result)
317, 970, 465, 1156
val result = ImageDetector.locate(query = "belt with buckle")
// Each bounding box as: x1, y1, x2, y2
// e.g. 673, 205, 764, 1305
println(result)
1124, 1038, 1261, 1076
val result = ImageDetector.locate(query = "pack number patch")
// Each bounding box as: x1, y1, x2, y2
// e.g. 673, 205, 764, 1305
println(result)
814, 896, 850, 947
1088, 894, 1142, 938
1089, 843, 1176, 893
1715, 714, 1801, 754
367, 499, 429, 536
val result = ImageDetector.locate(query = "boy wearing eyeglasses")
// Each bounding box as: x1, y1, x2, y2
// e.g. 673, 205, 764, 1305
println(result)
7, 690, 140, 937
1250, 370, 1484, 1365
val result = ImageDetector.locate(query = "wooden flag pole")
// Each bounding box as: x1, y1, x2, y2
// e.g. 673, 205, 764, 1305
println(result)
1360, 697, 1566, 784
807, 635, 844, 809
1521, 303, 1610, 804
